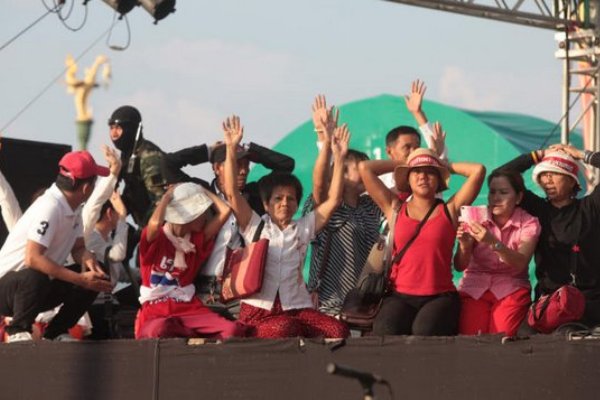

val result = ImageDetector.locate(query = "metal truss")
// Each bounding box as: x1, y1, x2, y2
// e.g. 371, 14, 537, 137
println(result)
383, 1, 590, 30
384, 0, 600, 187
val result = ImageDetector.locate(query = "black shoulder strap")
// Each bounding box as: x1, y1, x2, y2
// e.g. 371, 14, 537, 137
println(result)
252, 219, 266, 243
388, 199, 441, 269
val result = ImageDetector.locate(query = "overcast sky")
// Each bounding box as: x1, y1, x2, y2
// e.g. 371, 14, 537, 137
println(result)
2, 0, 563, 179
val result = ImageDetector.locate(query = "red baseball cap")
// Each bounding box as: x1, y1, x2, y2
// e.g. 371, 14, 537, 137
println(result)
59, 151, 110, 181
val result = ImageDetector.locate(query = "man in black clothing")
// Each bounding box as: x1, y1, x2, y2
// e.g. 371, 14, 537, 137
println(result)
497, 145, 600, 330
164, 142, 294, 214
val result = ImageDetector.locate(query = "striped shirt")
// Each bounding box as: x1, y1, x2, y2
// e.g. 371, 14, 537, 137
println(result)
303, 194, 384, 315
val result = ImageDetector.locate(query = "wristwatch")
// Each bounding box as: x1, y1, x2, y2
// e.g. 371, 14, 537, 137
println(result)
492, 241, 505, 252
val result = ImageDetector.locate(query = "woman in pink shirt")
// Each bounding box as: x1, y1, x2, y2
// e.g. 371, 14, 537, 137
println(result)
454, 169, 541, 336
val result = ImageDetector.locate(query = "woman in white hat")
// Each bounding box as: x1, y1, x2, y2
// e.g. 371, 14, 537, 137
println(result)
498, 145, 600, 332
359, 141, 486, 336
135, 182, 246, 339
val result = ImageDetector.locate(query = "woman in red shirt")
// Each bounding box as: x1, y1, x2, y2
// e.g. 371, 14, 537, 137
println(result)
359, 142, 485, 336
135, 182, 246, 339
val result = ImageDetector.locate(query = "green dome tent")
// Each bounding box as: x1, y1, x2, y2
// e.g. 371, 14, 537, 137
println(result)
248, 94, 583, 284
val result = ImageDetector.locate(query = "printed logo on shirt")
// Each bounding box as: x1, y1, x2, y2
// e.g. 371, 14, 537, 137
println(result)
149, 257, 179, 288
37, 221, 49, 236
158, 256, 175, 272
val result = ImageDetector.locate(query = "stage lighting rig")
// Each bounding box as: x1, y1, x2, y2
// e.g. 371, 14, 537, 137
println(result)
101, 0, 138, 18
139, 0, 176, 24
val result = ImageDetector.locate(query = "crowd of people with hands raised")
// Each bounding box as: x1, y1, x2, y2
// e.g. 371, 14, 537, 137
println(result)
1, 79, 600, 343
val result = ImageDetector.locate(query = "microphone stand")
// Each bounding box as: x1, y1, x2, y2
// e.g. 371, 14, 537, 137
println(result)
327, 363, 385, 400
359, 380, 375, 400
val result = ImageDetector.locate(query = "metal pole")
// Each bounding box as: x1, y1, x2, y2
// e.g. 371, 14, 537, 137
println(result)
561, 1, 571, 144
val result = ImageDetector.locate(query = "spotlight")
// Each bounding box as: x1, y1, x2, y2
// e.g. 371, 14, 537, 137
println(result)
102, 0, 138, 17
139, 0, 176, 24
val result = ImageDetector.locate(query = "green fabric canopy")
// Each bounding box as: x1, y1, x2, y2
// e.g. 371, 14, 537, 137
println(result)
248, 94, 583, 284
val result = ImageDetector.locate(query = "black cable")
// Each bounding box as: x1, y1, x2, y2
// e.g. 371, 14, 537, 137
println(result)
382, 380, 395, 400
0, 2, 62, 53
106, 12, 132, 51
0, 21, 119, 135
57, 0, 89, 32
41, 0, 63, 12
56, 0, 74, 20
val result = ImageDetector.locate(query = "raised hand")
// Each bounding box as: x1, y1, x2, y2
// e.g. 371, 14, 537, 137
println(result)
331, 123, 350, 159
222, 115, 244, 147
548, 143, 584, 160
404, 79, 427, 115
102, 144, 121, 176
110, 190, 127, 219
162, 184, 177, 204
311, 95, 338, 142
430, 121, 447, 157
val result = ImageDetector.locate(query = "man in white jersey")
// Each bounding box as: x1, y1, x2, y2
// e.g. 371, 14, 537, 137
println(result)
0, 151, 113, 342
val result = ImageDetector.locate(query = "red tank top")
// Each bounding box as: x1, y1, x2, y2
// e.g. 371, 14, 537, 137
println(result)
390, 202, 456, 295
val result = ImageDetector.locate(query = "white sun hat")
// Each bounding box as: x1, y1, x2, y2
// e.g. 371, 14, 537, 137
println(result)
532, 151, 583, 189
164, 182, 213, 224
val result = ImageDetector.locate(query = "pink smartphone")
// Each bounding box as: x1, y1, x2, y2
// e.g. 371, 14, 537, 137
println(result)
459, 205, 489, 225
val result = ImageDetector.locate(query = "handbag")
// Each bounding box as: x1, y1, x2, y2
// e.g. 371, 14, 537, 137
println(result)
340, 200, 441, 330
527, 285, 585, 333
527, 239, 586, 333
220, 220, 269, 302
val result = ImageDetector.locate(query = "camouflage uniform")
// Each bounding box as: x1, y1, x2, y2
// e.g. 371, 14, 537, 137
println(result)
121, 139, 166, 228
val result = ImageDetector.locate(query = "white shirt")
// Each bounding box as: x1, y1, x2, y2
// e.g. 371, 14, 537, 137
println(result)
80, 173, 128, 283
0, 169, 22, 231
82, 174, 117, 239
201, 189, 243, 278
240, 211, 315, 311
0, 184, 83, 280
86, 221, 128, 284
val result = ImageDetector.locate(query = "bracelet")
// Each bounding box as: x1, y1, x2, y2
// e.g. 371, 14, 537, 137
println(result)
531, 151, 539, 164
583, 150, 595, 164
314, 128, 325, 134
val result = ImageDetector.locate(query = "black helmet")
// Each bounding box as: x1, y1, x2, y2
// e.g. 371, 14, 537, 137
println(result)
109, 105, 142, 154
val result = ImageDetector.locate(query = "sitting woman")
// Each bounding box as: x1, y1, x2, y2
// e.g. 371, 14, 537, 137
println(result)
222, 115, 349, 339
498, 145, 600, 332
304, 96, 383, 316
359, 137, 485, 336
135, 182, 245, 339
454, 169, 540, 336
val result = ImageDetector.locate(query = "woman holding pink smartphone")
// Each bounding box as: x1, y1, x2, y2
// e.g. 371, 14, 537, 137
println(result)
454, 169, 541, 336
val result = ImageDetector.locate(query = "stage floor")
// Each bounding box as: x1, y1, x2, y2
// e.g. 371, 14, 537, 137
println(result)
1, 335, 600, 400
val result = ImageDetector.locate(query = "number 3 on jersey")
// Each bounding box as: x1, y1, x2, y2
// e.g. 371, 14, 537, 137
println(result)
37, 221, 49, 236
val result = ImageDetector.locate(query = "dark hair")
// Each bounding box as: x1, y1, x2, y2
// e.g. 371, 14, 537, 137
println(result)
385, 126, 421, 147
487, 168, 525, 194
345, 149, 369, 163
55, 174, 96, 192
97, 200, 115, 223
258, 172, 303, 204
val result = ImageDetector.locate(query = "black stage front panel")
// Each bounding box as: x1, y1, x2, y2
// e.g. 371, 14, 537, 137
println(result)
1, 335, 599, 400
